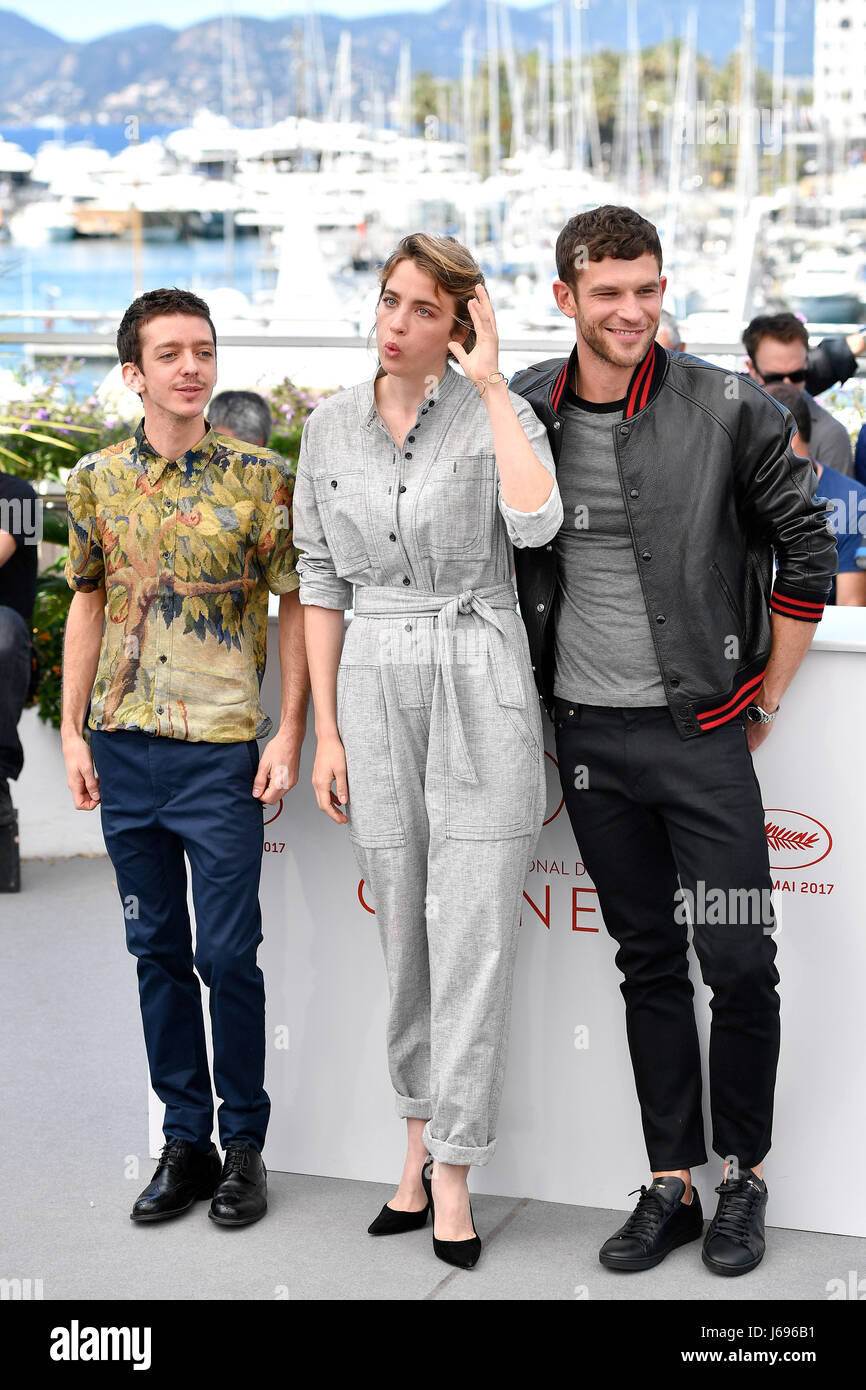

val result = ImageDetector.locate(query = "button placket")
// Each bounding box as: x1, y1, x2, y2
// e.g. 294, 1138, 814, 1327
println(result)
154, 468, 180, 719
382, 439, 411, 584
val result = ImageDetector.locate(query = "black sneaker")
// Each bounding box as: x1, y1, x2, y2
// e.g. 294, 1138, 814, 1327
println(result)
702, 1170, 768, 1276
599, 1176, 704, 1271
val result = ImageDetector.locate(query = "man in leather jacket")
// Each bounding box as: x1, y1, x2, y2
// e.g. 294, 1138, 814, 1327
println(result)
510, 204, 837, 1278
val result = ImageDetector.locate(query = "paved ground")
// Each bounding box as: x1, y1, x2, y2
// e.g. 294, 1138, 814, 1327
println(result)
3, 856, 864, 1301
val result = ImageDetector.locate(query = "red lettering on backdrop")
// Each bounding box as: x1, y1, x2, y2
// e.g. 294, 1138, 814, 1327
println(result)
522, 885, 551, 928
572, 886, 599, 932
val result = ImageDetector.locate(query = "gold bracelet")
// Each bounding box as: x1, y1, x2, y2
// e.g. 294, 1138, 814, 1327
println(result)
474, 371, 509, 396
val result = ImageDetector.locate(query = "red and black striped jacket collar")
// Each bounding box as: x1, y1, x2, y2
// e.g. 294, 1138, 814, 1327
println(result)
548, 341, 667, 419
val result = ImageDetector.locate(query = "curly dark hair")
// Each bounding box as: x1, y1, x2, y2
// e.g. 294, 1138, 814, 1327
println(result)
555, 205, 663, 293
116, 287, 216, 369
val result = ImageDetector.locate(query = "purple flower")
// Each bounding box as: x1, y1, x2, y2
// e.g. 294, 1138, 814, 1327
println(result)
36, 407, 49, 420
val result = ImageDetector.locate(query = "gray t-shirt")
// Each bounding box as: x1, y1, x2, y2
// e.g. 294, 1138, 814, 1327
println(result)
553, 391, 667, 707
806, 392, 853, 476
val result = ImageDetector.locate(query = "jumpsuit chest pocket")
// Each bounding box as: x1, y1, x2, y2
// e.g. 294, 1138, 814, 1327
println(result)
314, 469, 369, 576
415, 454, 495, 560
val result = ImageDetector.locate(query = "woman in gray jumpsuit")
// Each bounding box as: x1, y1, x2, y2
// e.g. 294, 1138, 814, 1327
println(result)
293, 234, 562, 1267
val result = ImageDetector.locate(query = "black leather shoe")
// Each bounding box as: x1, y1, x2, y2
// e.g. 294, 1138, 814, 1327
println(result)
0, 778, 14, 826
130, 1139, 222, 1222
208, 1144, 267, 1227
702, 1170, 768, 1276
421, 1157, 481, 1270
599, 1176, 704, 1271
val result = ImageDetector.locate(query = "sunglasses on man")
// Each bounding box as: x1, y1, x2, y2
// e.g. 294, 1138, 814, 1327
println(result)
758, 369, 808, 385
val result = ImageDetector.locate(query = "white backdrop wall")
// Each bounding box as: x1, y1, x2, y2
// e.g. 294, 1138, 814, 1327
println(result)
128, 604, 864, 1236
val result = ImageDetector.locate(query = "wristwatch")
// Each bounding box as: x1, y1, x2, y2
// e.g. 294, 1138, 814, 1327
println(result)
745, 702, 779, 725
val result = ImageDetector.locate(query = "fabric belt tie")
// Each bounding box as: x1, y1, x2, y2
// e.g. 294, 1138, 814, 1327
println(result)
352, 583, 518, 785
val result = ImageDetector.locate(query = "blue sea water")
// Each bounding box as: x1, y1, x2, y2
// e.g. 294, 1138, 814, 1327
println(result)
0, 235, 271, 395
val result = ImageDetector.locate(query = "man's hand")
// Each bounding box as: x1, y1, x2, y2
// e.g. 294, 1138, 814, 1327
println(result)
252, 715, 306, 805
746, 718, 774, 755
62, 731, 101, 810
745, 682, 780, 755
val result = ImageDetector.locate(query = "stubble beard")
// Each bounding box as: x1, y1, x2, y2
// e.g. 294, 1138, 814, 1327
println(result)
576, 306, 656, 370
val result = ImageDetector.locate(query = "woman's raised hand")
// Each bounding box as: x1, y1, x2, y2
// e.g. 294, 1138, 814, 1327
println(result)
448, 282, 500, 385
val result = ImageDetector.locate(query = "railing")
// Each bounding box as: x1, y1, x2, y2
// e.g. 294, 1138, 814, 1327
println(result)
0, 324, 863, 373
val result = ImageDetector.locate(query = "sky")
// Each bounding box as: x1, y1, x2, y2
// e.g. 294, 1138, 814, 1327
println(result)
22, 0, 548, 43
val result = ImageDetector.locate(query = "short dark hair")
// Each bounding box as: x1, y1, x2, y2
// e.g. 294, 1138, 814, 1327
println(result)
209, 390, 272, 446
742, 313, 809, 363
116, 287, 216, 369
763, 381, 812, 444
555, 205, 663, 293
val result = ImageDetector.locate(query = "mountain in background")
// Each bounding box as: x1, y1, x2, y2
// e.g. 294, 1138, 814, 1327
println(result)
0, 1, 815, 126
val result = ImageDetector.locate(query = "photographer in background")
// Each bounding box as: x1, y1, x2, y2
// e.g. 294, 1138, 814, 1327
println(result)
765, 382, 866, 607
0, 470, 38, 891
209, 390, 272, 449
743, 313, 854, 475
654, 309, 685, 352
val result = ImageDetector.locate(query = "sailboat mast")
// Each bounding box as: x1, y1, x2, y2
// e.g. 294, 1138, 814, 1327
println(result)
569, 0, 585, 176
552, 0, 567, 164
537, 40, 550, 156
487, 0, 500, 176
462, 26, 475, 174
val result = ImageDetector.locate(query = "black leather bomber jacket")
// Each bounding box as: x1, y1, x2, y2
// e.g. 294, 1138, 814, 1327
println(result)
510, 342, 838, 739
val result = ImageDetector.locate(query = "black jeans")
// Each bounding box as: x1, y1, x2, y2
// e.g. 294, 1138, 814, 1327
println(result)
0, 605, 32, 782
554, 700, 780, 1171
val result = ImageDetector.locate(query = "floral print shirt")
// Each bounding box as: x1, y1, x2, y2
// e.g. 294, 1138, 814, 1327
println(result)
65, 420, 298, 742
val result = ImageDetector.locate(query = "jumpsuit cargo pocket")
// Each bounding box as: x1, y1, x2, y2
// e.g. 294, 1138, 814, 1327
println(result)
314, 469, 369, 575
416, 454, 495, 560
443, 646, 544, 842
337, 664, 406, 848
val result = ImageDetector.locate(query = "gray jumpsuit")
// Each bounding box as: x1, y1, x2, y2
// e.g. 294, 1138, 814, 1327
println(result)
293, 364, 563, 1165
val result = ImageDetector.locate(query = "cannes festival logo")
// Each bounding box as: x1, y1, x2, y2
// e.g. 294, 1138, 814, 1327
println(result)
764, 809, 832, 870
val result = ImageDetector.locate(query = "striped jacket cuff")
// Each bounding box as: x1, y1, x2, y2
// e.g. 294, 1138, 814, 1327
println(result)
770, 582, 827, 623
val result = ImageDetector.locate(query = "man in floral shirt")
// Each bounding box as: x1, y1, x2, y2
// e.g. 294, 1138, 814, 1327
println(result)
62, 288, 309, 1227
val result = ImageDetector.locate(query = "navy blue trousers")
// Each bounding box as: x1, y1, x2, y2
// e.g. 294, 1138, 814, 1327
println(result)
90, 729, 269, 1151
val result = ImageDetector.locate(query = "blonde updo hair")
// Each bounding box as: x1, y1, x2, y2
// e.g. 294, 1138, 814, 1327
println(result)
375, 233, 485, 359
